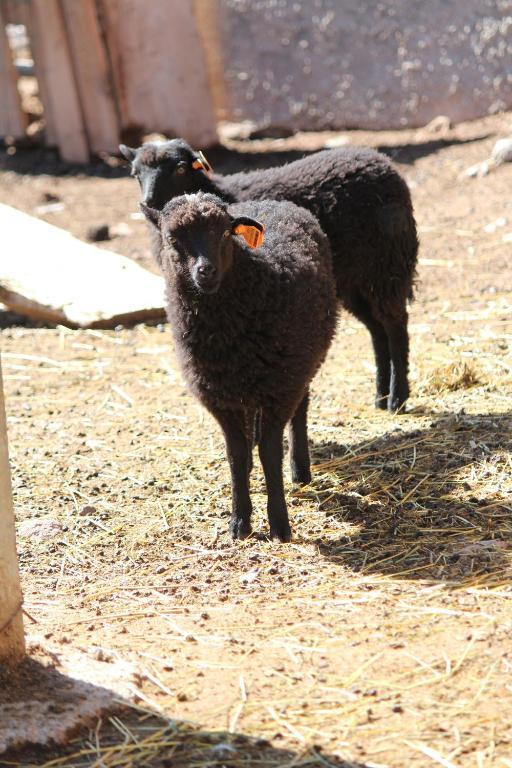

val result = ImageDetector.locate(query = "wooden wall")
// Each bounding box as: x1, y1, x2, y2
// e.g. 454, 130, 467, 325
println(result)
0, 0, 217, 162
0, 4, 26, 140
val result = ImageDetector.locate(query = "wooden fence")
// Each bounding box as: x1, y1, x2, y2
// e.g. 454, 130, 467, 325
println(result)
0, 0, 217, 162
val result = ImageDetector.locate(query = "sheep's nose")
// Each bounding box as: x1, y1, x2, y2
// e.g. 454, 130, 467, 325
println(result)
197, 262, 217, 277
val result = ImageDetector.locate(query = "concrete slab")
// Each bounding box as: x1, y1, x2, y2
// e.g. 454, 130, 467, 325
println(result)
0, 204, 165, 328
0, 639, 141, 754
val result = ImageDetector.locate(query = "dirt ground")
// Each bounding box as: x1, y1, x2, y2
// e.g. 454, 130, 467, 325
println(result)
1, 112, 512, 767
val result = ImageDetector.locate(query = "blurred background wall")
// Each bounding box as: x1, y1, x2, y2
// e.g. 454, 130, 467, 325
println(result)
1, 0, 511, 161
206, 0, 512, 131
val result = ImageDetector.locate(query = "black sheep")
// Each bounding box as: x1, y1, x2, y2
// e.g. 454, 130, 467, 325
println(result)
141, 192, 338, 542
121, 139, 419, 412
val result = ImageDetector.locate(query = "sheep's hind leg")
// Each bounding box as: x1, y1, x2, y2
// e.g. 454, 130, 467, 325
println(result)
214, 408, 253, 539
384, 315, 410, 413
345, 293, 390, 410
258, 415, 291, 543
289, 390, 311, 485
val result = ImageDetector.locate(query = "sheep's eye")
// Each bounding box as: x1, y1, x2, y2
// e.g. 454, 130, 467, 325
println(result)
222, 230, 231, 238
175, 163, 187, 176
165, 232, 174, 244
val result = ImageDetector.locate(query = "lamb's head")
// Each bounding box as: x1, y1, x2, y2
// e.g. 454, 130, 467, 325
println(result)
141, 193, 264, 295
119, 139, 212, 210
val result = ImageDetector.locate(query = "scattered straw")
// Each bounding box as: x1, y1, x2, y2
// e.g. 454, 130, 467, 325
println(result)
420, 360, 483, 394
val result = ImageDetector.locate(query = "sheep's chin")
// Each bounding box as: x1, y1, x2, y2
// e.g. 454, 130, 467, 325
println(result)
193, 277, 221, 295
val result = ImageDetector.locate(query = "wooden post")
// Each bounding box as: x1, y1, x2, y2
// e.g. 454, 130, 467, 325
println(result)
60, 0, 120, 155
98, 0, 217, 147
0, 356, 25, 665
192, 0, 227, 122
0, 5, 28, 140
29, 0, 89, 163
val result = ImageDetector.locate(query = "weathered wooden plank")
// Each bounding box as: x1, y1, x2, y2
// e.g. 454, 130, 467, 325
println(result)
0, 357, 25, 666
0, 0, 30, 26
20, 0, 58, 147
192, 0, 226, 122
60, 0, 120, 155
0, 0, 21, 26
28, 0, 89, 162
0, 7, 27, 139
98, 0, 217, 147
0, 204, 166, 329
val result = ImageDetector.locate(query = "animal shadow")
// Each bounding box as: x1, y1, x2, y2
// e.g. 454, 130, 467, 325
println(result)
302, 411, 512, 583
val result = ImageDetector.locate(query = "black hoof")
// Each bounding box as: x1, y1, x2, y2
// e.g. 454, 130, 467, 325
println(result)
230, 517, 252, 540
269, 520, 292, 543
375, 397, 388, 411
388, 398, 407, 414
291, 466, 312, 485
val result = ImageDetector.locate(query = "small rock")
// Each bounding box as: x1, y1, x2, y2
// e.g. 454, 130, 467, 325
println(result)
85, 439, 102, 450
41, 191, 61, 203
491, 137, 512, 165
90, 646, 114, 662
142, 132, 167, 144
177, 691, 188, 702
34, 202, 65, 215
324, 134, 349, 148
240, 569, 259, 584
460, 161, 489, 179
110, 222, 132, 237
18, 518, 63, 539
80, 505, 96, 516
211, 743, 237, 756
453, 539, 506, 556
483, 217, 507, 233
86, 224, 111, 242
219, 120, 257, 141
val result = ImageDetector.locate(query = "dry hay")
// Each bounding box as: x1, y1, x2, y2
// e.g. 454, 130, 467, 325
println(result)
420, 360, 482, 394
1, 309, 511, 768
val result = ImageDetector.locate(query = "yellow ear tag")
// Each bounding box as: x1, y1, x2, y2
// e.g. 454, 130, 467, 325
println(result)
233, 223, 265, 249
192, 150, 213, 173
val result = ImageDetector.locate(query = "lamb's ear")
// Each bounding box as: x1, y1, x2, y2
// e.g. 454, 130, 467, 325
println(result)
140, 202, 161, 228
119, 144, 137, 162
231, 216, 265, 249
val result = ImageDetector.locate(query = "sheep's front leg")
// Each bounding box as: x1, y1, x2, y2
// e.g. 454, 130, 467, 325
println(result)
289, 390, 311, 485
258, 416, 291, 542
214, 408, 253, 539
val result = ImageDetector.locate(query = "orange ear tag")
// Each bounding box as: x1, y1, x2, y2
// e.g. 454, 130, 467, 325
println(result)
192, 150, 213, 173
233, 223, 265, 249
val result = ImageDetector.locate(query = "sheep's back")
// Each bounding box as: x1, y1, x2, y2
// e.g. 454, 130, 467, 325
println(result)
224, 148, 419, 315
